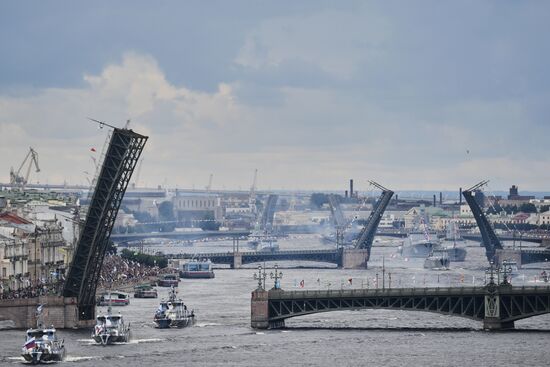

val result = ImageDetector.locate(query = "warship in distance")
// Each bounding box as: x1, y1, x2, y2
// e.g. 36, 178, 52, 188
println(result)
21, 305, 66, 364
92, 293, 131, 345
154, 286, 195, 328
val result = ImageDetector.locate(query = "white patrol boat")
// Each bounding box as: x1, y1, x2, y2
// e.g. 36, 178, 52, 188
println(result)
153, 286, 195, 328
92, 291, 131, 345
21, 305, 66, 364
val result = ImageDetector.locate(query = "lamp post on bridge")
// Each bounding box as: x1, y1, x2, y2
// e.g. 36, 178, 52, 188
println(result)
253, 265, 267, 290
270, 264, 283, 290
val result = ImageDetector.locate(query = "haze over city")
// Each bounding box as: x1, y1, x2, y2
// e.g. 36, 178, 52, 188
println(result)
1, 1, 550, 191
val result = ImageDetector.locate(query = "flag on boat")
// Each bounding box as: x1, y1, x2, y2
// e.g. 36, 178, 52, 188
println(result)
90, 147, 96, 152
24, 337, 36, 349
348, 278, 353, 285
36, 304, 43, 315
299, 280, 304, 288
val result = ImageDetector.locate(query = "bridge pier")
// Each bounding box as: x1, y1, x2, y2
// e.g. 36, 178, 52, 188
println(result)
251, 289, 269, 329
231, 252, 242, 269
483, 318, 515, 330
340, 248, 370, 269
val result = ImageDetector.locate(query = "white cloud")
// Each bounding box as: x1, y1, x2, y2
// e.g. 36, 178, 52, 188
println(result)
0, 51, 549, 191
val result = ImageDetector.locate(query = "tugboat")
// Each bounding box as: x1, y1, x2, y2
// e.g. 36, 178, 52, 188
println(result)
21, 305, 66, 364
153, 286, 195, 328
92, 292, 131, 345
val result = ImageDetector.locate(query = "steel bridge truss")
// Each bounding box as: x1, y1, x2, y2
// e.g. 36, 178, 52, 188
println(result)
259, 194, 278, 231
63, 128, 147, 320
263, 285, 550, 328
462, 181, 502, 262
354, 181, 394, 257
328, 194, 346, 228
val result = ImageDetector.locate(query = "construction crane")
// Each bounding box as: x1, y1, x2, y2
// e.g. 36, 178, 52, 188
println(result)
10, 147, 40, 188
133, 158, 144, 188
249, 169, 258, 214
205, 173, 213, 192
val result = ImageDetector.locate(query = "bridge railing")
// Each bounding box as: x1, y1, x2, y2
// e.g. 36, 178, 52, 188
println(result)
267, 285, 550, 299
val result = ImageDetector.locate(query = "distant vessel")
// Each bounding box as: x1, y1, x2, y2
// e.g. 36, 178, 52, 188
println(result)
424, 249, 450, 270
97, 291, 130, 306
443, 244, 467, 261
21, 306, 66, 364
134, 284, 158, 298
398, 232, 440, 258
180, 259, 215, 279
153, 286, 195, 328
158, 273, 179, 287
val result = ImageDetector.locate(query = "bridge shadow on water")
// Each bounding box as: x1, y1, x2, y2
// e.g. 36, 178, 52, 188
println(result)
281, 326, 550, 333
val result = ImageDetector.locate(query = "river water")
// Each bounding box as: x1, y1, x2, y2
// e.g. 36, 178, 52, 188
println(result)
1, 235, 549, 366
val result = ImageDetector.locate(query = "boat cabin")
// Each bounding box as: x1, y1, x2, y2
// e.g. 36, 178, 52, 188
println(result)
158, 273, 179, 287
97, 291, 130, 306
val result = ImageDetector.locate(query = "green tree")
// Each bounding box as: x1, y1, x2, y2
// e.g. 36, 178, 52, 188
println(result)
518, 203, 537, 213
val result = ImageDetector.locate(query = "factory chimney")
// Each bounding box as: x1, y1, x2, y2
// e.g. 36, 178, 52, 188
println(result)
350, 179, 354, 198
433, 194, 436, 207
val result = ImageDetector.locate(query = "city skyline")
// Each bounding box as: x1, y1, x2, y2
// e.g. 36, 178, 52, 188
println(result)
1, 1, 550, 191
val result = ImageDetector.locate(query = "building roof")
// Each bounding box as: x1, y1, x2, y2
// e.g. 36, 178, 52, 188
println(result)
0, 212, 32, 225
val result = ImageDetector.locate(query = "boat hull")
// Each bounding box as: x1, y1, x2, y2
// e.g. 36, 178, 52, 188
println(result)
22, 347, 65, 364
180, 271, 215, 279
92, 333, 130, 345
399, 242, 438, 258
154, 316, 195, 329
445, 247, 467, 261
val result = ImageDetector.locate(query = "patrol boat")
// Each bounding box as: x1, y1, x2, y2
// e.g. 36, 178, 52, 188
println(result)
21, 305, 66, 364
153, 286, 194, 328
92, 293, 131, 345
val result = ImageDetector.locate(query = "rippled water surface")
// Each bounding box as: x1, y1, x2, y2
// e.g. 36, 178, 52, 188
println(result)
2, 235, 549, 366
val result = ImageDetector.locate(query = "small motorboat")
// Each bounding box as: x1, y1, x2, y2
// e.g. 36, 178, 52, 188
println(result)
424, 249, 450, 270
96, 291, 130, 306
92, 291, 130, 346
21, 327, 66, 364
134, 284, 158, 298
157, 273, 179, 287
153, 286, 194, 328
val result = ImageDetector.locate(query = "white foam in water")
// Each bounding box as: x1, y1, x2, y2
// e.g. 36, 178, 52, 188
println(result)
130, 338, 164, 344
196, 322, 221, 327
65, 356, 99, 362
255, 332, 265, 335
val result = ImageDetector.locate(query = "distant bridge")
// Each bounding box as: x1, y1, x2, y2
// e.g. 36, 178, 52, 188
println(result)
168, 248, 371, 269
111, 230, 250, 243
251, 282, 550, 330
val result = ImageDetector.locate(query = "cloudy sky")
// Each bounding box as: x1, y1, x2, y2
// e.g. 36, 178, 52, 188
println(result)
1, 1, 549, 192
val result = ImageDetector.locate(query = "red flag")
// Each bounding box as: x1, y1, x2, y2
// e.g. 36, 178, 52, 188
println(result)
90, 147, 97, 152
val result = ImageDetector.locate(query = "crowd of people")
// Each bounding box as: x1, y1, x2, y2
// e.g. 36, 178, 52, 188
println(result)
98, 254, 167, 289
0, 282, 63, 300
1, 254, 170, 300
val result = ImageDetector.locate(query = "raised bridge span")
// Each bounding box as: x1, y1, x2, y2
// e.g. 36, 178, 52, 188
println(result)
251, 282, 550, 330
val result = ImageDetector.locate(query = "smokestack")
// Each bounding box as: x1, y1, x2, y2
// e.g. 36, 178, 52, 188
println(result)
345, 190, 348, 198
459, 187, 462, 205
440, 192, 443, 205
350, 179, 354, 198
395, 194, 399, 206
433, 194, 436, 207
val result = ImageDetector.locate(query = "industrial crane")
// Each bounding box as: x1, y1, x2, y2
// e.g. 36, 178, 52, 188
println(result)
249, 169, 258, 214
205, 173, 213, 192
10, 147, 40, 188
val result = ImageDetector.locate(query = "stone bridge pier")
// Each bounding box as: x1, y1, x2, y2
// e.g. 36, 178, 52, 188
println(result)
339, 248, 370, 269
